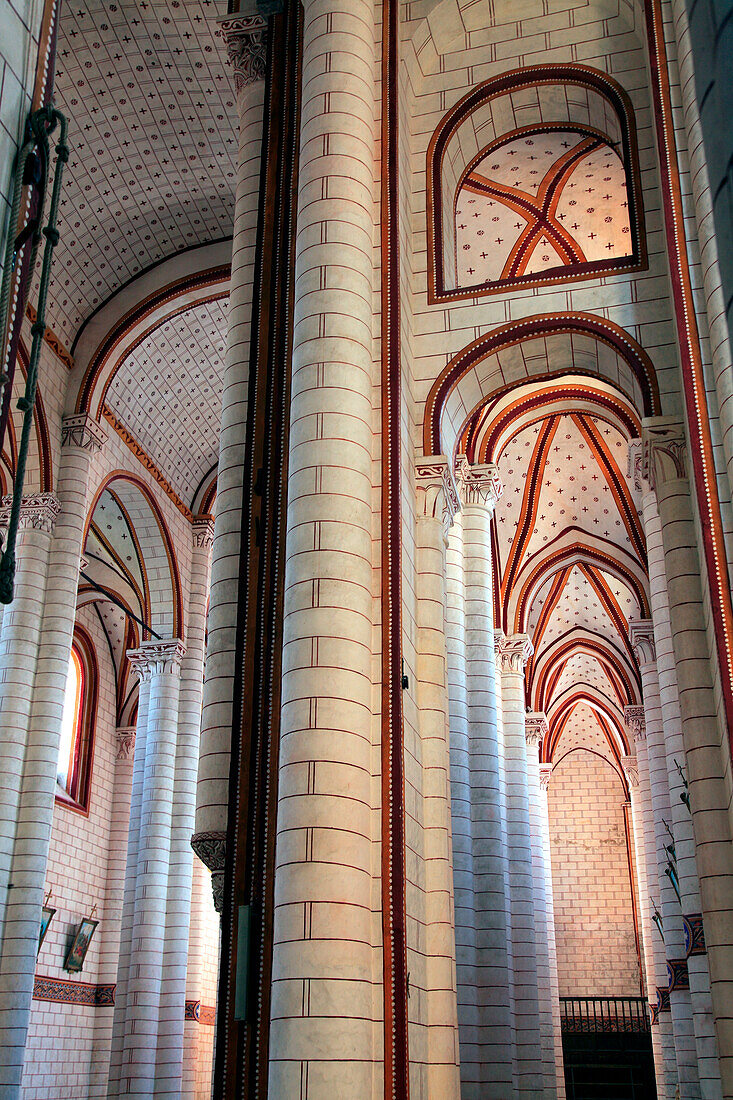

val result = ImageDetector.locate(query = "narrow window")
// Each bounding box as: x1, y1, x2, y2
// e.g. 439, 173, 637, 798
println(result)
56, 633, 97, 811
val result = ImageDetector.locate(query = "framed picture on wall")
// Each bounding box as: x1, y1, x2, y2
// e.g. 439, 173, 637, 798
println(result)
64, 915, 98, 973
38, 906, 56, 956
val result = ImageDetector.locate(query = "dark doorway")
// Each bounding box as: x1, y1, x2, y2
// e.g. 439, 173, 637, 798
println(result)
561, 997, 657, 1100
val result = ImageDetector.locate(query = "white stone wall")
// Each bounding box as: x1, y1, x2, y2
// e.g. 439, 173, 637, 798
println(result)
548, 750, 640, 997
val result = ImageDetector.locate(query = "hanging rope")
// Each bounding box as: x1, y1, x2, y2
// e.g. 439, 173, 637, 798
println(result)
0, 106, 69, 604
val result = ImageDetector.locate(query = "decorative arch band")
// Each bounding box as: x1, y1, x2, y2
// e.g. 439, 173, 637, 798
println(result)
423, 312, 661, 458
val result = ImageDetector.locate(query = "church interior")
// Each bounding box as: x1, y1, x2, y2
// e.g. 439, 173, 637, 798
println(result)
1, 0, 733, 1097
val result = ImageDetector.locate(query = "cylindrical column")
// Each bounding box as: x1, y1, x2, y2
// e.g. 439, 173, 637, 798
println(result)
160, 520, 213, 1098
268, 2, 377, 1094
538, 764, 566, 1100
640, 474, 723, 1099
643, 419, 733, 1095
494, 630, 518, 1090
414, 457, 460, 1098
109, 680, 152, 1096
117, 639, 185, 1099
0, 494, 58, 927
630, 623, 700, 1097
92, 726, 136, 1086
623, 710, 679, 1100
500, 633, 543, 1096
458, 459, 513, 1097
526, 717, 562, 1099
0, 414, 105, 1093
445, 510, 478, 1069
194, 24, 266, 898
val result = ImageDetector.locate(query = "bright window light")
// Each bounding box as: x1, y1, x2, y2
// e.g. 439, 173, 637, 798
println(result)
58, 647, 83, 793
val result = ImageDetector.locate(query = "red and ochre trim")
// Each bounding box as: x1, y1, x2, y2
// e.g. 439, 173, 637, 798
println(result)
644, 0, 733, 765
382, 0, 410, 1093
465, 382, 640, 465
424, 312, 660, 458
74, 267, 230, 419
427, 64, 647, 302
33, 975, 115, 1006
83, 470, 183, 640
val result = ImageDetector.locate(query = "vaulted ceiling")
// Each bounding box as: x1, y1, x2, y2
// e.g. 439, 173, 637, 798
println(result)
51, 0, 235, 347
465, 398, 648, 777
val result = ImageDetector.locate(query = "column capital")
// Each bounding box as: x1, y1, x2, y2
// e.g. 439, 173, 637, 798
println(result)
0, 492, 60, 534
493, 629, 506, 656
127, 638, 185, 681
500, 632, 534, 672
629, 618, 656, 665
621, 753, 640, 788
539, 763, 553, 792
525, 711, 549, 747
192, 515, 215, 550
191, 830, 227, 914
624, 704, 646, 742
456, 455, 503, 510
216, 13, 267, 91
641, 417, 687, 491
116, 727, 136, 761
61, 413, 107, 452
415, 455, 459, 534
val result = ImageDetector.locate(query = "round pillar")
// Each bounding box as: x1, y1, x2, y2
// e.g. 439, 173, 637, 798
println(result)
500, 633, 543, 1096
268, 2, 378, 1094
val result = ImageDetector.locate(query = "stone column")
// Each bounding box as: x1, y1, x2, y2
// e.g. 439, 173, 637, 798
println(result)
539, 764, 566, 1100
457, 458, 513, 1097
630, 621, 700, 1097
113, 639, 185, 1100
642, 418, 733, 1094
526, 715, 562, 1099
500, 633, 543, 1096
108, 677, 153, 1098
632, 436, 723, 1098
91, 726, 137, 1093
0, 413, 106, 1093
0, 493, 59, 927
445, 503, 477, 1070
414, 456, 460, 1097
159, 519, 213, 1098
268, 2, 378, 1094
194, 14, 266, 900
494, 629, 517, 1089
623, 707, 678, 1100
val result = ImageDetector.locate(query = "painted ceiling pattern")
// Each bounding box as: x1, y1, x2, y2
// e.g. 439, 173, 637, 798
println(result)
106, 296, 227, 504
456, 130, 631, 288
486, 408, 645, 772
49, 0, 234, 344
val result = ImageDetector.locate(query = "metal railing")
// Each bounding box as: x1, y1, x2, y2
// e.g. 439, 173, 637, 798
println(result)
560, 996, 651, 1033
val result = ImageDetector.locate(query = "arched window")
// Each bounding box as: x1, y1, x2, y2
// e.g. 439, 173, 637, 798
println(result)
56, 629, 97, 811
427, 65, 646, 301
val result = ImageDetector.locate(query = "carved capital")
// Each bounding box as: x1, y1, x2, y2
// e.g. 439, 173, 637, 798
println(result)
624, 704, 646, 743
192, 516, 215, 550
525, 711, 549, 748
456, 455, 503, 510
500, 633, 534, 673
61, 413, 107, 452
493, 629, 506, 657
627, 438, 645, 499
191, 830, 227, 914
642, 418, 687, 491
116, 727, 136, 761
539, 763, 553, 792
217, 14, 267, 91
127, 639, 185, 681
621, 753, 639, 789
415, 456, 459, 536
629, 618, 656, 666
0, 492, 60, 534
